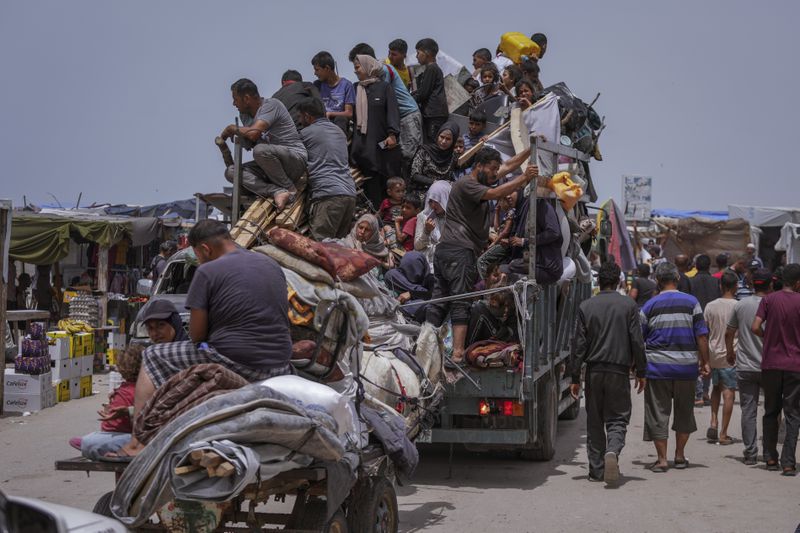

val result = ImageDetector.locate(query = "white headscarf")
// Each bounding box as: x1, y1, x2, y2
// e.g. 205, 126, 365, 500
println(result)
422, 180, 452, 242
354, 54, 384, 135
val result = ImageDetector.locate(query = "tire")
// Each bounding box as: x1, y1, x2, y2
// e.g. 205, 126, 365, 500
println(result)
347, 477, 398, 533
92, 491, 114, 517
520, 374, 558, 461
292, 498, 348, 532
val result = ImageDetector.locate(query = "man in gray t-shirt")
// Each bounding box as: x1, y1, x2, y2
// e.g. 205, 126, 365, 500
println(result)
221, 78, 308, 211
297, 98, 357, 240
725, 268, 772, 463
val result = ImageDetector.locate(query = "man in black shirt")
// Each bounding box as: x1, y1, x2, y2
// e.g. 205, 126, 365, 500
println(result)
629, 263, 656, 308
690, 253, 720, 406
675, 254, 692, 293
571, 262, 647, 485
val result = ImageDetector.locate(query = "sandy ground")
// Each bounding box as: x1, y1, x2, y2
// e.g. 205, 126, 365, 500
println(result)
1, 373, 798, 532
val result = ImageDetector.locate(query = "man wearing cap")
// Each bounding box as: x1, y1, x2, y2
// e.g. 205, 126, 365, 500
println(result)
746, 243, 763, 269
726, 268, 772, 465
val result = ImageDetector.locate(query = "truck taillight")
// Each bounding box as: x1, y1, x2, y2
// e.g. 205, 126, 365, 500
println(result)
502, 400, 514, 416
478, 399, 524, 416
479, 400, 491, 416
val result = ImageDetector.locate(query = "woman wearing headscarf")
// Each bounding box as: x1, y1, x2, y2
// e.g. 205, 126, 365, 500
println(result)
408, 121, 461, 201
413, 179, 451, 270
350, 54, 402, 211
343, 213, 393, 270
384, 251, 434, 323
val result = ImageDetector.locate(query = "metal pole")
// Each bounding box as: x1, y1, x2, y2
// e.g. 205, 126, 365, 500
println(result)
523, 138, 539, 396
232, 117, 242, 225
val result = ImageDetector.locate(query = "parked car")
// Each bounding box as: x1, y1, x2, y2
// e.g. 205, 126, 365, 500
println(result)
0, 489, 126, 532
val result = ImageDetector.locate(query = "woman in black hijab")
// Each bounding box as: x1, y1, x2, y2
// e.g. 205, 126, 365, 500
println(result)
408, 120, 461, 200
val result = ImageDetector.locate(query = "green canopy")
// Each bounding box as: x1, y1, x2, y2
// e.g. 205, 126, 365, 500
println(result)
9, 212, 159, 265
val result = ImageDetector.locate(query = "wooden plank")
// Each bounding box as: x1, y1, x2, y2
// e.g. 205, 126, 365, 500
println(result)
174, 464, 201, 475
55, 457, 128, 473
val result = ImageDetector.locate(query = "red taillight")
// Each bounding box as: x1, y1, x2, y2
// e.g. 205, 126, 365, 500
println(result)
479, 400, 491, 416
502, 400, 514, 416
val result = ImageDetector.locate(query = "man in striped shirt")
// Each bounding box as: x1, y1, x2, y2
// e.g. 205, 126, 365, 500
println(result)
640, 262, 711, 472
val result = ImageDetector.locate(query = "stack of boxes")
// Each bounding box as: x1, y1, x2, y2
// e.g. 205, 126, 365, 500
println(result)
47, 330, 95, 403
107, 332, 126, 367
2, 371, 56, 412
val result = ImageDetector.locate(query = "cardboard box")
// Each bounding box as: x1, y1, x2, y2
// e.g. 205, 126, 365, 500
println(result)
4, 370, 51, 395
74, 333, 94, 357
56, 380, 70, 402
70, 358, 81, 379
51, 359, 70, 382
69, 378, 81, 400
80, 355, 94, 377
3, 392, 47, 412
107, 349, 118, 367
48, 337, 71, 360
79, 376, 92, 398
108, 332, 126, 350
48, 331, 77, 357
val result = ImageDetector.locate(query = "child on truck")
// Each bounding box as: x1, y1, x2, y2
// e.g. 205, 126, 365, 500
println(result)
394, 194, 422, 252
69, 344, 143, 460
378, 177, 406, 226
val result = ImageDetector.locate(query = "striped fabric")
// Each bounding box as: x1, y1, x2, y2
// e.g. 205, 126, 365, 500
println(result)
640, 290, 709, 380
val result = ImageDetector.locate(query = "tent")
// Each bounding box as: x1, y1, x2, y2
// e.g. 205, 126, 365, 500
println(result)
728, 205, 800, 268
776, 223, 800, 264
650, 216, 750, 262
9, 210, 159, 265
651, 209, 728, 221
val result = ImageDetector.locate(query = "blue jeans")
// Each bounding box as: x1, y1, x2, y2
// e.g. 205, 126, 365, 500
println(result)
81, 431, 131, 460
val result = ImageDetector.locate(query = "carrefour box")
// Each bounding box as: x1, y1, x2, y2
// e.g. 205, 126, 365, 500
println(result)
69, 378, 81, 400
79, 376, 92, 398
56, 380, 70, 402
80, 356, 94, 377
4, 369, 51, 395
51, 359, 70, 382
3, 392, 46, 412
70, 358, 81, 379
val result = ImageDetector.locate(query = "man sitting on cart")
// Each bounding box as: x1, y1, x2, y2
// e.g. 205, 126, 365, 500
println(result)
109, 220, 293, 459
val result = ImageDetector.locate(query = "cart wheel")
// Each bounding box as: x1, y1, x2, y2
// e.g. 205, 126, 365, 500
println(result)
293, 499, 348, 533
347, 477, 398, 533
519, 374, 558, 461
92, 491, 114, 517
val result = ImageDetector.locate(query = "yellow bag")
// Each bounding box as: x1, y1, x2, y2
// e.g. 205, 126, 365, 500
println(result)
498, 32, 541, 63
547, 172, 583, 211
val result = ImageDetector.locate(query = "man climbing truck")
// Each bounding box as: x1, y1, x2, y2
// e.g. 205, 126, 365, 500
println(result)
418, 137, 592, 460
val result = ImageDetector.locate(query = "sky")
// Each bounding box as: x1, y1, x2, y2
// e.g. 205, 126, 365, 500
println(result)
1, 0, 798, 212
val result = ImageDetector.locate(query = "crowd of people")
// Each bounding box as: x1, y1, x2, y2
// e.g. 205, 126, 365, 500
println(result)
571, 246, 800, 485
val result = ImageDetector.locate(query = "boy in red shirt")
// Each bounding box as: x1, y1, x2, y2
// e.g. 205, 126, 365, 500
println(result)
69, 345, 143, 460
395, 194, 421, 252
378, 177, 406, 225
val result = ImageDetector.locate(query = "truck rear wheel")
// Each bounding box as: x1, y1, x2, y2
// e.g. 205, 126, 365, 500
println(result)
347, 477, 398, 533
559, 385, 581, 421
520, 374, 558, 461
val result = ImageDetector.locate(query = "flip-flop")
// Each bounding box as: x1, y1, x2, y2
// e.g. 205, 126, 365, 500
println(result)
706, 427, 718, 442
648, 462, 668, 473
68, 437, 82, 451
673, 458, 690, 470
782, 467, 798, 477
718, 436, 734, 446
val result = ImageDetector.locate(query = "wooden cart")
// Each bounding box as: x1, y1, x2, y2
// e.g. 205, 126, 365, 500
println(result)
55, 444, 398, 532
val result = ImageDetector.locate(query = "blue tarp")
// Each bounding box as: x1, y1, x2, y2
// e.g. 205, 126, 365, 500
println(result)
651, 209, 728, 221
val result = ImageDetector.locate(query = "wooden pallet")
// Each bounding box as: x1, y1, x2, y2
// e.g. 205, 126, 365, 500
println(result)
229, 168, 365, 249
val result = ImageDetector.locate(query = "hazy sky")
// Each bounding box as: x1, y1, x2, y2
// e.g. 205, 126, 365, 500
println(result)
1, 0, 798, 211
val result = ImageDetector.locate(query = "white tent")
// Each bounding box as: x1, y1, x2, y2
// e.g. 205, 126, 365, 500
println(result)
775, 223, 800, 264
728, 205, 800, 227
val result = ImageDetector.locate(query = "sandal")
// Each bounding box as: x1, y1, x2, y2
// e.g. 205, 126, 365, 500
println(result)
648, 461, 669, 473
718, 436, 734, 446
673, 458, 690, 470
766, 461, 780, 472
782, 467, 798, 477
706, 427, 718, 442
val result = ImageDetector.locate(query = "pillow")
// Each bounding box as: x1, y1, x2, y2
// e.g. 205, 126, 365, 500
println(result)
268, 228, 380, 282
252, 244, 334, 286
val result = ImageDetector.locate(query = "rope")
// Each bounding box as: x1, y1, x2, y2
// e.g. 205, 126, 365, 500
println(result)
398, 283, 519, 308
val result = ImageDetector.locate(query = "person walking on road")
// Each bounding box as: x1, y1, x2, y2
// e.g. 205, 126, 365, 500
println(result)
570, 262, 647, 485
751, 263, 800, 476
640, 262, 711, 472
704, 272, 740, 445
726, 268, 772, 465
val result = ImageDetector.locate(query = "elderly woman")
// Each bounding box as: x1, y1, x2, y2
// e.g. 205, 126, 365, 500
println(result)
408, 121, 461, 200
384, 251, 434, 323
413, 180, 451, 270
350, 54, 402, 211
343, 214, 393, 270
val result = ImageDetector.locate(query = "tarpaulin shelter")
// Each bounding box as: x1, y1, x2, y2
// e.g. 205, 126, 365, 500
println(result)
9, 210, 159, 265
651, 209, 728, 221
650, 216, 750, 261
101, 198, 199, 220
